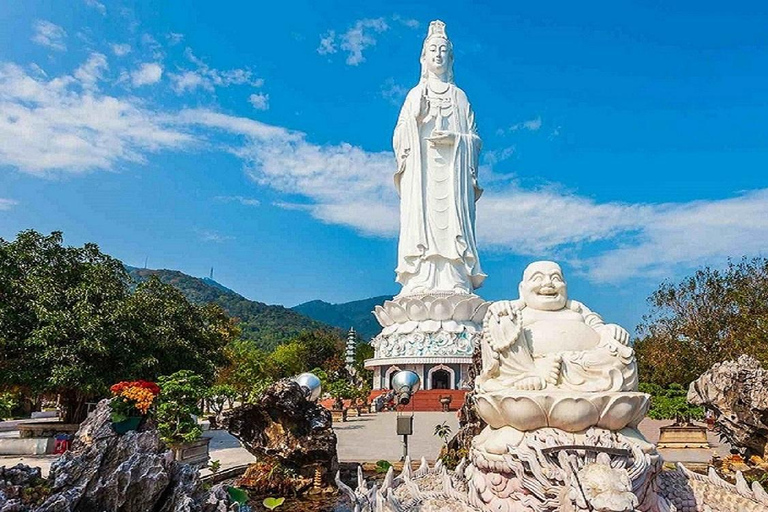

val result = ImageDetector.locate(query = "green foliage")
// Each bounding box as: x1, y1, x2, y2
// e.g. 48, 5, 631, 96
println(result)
326, 379, 355, 400
639, 382, 704, 422
127, 268, 338, 352
635, 258, 768, 387
433, 422, 453, 446
207, 384, 237, 415
375, 460, 393, 474
262, 497, 285, 510
0, 392, 18, 419
438, 447, 468, 470
292, 296, 393, 340
217, 340, 272, 401
0, 231, 237, 423
156, 370, 207, 444
227, 486, 249, 505
208, 459, 222, 474
239, 458, 299, 496
353, 341, 374, 387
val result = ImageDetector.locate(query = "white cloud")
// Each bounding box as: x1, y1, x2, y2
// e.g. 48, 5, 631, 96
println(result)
0, 60, 192, 175
197, 229, 234, 243
583, 190, 768, 282
0, 199, 18, 210
111, 43, 131, 56
73, 53, 108, 89
392, 15, 419, 28
381, 78, 407, 105
3, 46, 767, 284
167, 33, 184, 45
501, 116, 543, 135
130, 62, 163, 86
169, 48, 263, 93
317, 31, 337, 56
248, 92, 269, 110
317, 18, 390, 66
83, 0, 106, 15
31, 20, 67, 51
215, 195, 261, 207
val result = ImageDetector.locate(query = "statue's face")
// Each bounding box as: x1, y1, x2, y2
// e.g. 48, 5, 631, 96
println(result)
423, 37, 451, 76
519, 261, 567, 311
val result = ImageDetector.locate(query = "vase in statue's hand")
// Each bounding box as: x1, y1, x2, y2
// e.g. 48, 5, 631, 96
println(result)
427, 130, 456, 146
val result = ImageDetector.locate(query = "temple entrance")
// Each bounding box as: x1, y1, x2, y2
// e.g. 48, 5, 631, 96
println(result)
431, 369, 451, 390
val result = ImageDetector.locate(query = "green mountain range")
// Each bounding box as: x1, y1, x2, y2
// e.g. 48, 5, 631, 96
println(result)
126, 267, 337, 351
292, 295, 392, 340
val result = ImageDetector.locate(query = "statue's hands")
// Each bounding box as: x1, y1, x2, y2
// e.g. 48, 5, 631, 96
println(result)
601, 324, 630, 345
488, 300, 516, 319
416, 91, 430, 122
427, 130, 456, 146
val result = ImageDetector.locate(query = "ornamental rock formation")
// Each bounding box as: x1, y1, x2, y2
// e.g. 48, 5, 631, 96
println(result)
0, 400, 229, 512
688, 355, 768, 459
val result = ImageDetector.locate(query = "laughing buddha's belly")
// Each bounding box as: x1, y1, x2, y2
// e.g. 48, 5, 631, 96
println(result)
523, 319, 601, 354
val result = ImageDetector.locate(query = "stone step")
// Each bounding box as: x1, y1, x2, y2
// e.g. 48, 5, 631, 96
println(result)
0, 437, 54, 455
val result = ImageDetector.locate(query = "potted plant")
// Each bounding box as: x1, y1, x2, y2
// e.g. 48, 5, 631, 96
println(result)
639, 383, 708, 449
109, 380, 160, 434
156, 370, 210, 467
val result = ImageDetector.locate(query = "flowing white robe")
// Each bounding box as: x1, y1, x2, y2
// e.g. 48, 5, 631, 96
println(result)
393, 83, 486, 295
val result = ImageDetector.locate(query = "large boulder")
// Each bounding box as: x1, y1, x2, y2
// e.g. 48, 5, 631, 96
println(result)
688, 355, 768, 458
0, 400, 229, 512
216, 379, 338, 487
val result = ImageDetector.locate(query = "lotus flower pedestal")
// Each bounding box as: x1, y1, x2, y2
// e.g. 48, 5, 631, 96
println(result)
365, 293, 490, 394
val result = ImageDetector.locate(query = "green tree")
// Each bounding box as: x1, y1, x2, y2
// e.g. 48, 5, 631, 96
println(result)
0, 230, 237, 423
156, 370, 206, 444
216, 339, 271, 401
635, 258, 768, 387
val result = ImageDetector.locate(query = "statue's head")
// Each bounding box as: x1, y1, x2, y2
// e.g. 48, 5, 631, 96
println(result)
420, 20, 454, 83
519, 261, 567, 311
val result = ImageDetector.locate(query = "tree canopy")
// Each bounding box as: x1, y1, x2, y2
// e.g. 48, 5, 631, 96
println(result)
0, 230, 237, 422
634, 258, 768, 386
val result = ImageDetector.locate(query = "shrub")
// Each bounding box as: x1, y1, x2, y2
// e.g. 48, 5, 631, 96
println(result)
156, 370, 207, 444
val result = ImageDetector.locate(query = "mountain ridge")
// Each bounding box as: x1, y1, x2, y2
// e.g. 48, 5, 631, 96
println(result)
125, 266, 338, 351
292, 295, 392, 340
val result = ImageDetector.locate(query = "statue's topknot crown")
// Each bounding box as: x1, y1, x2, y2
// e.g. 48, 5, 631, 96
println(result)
426, 20, 448, 40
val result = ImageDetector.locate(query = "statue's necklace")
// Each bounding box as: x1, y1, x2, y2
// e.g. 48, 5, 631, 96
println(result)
427, 79, 450, 95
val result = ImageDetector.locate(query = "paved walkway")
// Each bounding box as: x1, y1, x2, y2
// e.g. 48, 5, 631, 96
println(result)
335, 411, 459, 463
0, 416, 730, 477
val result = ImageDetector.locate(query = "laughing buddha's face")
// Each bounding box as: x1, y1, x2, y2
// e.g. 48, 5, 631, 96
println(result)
519, 261, 567, 311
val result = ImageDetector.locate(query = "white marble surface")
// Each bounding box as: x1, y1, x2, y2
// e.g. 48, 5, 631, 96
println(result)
477, 261, 638, 397
393, 20, 485, 296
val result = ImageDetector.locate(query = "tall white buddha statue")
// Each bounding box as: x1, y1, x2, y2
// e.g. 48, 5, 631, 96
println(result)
477, 261, 638, 394
393, 20, 486, 296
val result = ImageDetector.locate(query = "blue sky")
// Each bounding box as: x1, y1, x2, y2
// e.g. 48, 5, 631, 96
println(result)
1, 1, 767, 332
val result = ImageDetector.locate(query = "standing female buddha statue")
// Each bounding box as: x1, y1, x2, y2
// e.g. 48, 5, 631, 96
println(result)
393, 20, 486, 296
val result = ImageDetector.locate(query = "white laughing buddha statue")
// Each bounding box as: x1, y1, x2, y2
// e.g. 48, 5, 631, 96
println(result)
476, 261, 638, 394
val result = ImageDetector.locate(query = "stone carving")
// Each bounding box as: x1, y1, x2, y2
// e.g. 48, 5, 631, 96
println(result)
465, 260, 655, 510
393, 20, 485, 295
374, 294, 489, 335
0, 400, 229, 512
477, 261, 637, 394
374, 331, 476, 358
688, 354, 768, 458
215, 378, 338, 488
337, 457, 768, 511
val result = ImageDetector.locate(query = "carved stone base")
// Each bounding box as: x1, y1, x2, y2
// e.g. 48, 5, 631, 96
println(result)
467, 426, 670, 512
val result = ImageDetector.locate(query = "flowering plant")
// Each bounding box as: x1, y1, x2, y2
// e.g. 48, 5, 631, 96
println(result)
109, 380, 160, 422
